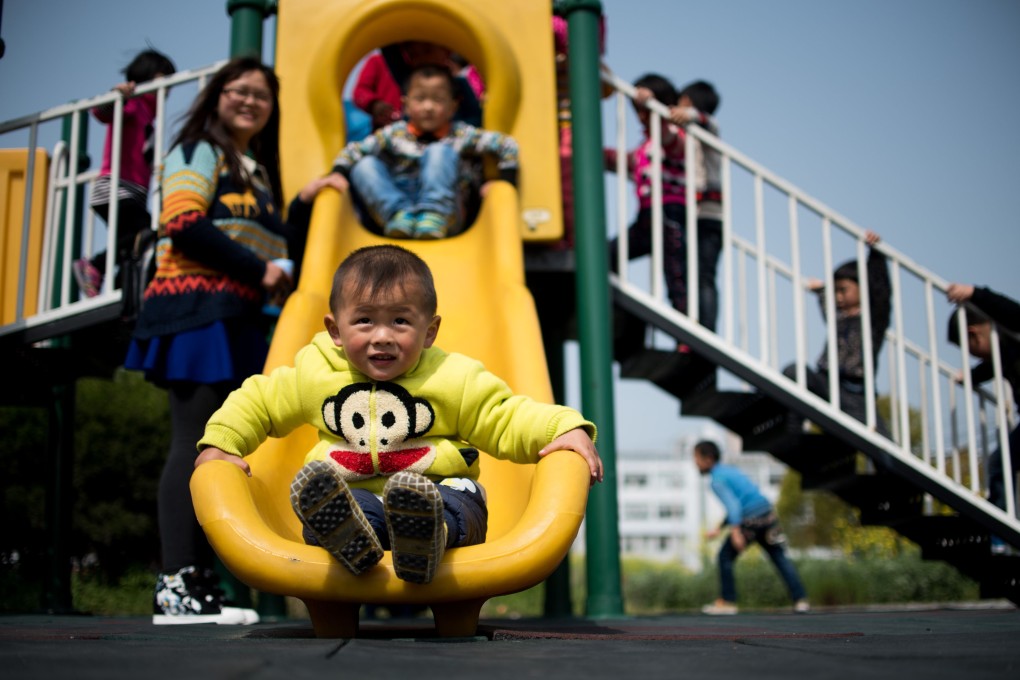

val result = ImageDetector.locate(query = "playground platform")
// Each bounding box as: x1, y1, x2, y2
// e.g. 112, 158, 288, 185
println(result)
2, 603, 1018, 679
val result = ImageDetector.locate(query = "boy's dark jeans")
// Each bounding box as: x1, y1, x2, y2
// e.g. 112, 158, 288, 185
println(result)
717, 511, 806, 603
608, 206, 722, 331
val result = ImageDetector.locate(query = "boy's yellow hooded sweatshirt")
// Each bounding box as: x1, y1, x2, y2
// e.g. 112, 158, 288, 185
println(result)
199, 331, 596, 494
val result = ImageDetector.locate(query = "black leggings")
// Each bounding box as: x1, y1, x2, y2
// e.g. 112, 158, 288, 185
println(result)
90, 199, 152, 278
159, 382, 234, 572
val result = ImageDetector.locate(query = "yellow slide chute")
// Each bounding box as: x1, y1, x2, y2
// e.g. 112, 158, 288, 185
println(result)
190, 0, 591, 637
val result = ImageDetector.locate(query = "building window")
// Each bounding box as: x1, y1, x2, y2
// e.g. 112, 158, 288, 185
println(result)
623, 504, 649, 521
623, 473, 648, 487
658, 504, 684, 519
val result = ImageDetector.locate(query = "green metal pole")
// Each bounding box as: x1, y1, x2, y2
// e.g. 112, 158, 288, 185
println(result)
227, 0, 274, 58
557, 0, 624, 618
224, 0, 288, 621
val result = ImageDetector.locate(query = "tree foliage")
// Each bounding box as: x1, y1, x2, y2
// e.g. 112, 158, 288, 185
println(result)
0, 369, 169, 604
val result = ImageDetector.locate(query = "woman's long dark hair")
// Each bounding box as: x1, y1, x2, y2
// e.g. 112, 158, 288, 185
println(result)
171, 57, 283, 205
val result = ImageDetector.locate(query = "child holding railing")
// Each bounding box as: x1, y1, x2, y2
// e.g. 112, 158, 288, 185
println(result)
605, 73, 689, 317
670, 80, 723, 333
947, 282, 1020, 549
74, 48, 176, 299
784, 230, 891, 435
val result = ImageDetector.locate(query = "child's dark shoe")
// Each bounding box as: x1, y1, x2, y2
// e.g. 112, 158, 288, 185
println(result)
384, 210, 416, 239
290, 460, 383, 575
413, 211, 449, 240
383, 471, 446, 584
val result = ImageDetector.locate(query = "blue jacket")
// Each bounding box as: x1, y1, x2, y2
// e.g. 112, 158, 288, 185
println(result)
709, 463, 772, 526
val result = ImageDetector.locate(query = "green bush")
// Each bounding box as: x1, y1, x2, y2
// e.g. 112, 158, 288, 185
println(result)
482, 551, 980, 619
72, 567, 154, 616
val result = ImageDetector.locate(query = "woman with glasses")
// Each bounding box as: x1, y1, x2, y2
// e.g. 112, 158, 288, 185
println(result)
123, 57, 343, 625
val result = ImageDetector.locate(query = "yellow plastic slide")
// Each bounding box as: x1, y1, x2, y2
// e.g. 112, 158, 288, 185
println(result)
190, 0, 591, 638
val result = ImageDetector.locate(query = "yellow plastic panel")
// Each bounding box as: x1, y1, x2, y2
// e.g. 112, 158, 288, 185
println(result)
0, 149, 48, 325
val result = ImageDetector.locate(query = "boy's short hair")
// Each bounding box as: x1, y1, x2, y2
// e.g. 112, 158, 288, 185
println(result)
404, 63, 458, 99
947, 305, 991, 346
833, 260, 860, 283
633, 73, 678, 108
694, 440, 721, 462
330, 245, 438, 317
678, 80, 719, 115
125, 48, 177, 84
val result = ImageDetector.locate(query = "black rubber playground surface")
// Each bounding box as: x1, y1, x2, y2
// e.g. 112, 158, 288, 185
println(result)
2, 602, 1018, 679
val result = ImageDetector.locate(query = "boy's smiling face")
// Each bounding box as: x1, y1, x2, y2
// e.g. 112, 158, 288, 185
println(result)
403, 72, 457, 134
325, 280, 441, 382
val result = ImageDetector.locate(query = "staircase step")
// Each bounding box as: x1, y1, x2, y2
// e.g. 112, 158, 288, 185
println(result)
894, 516, 993, 561
681, 390, 795, 445
826, 474, 926, 526
763, 433, 858, 485
620, 349, 716, 400
612, 307, 648, 364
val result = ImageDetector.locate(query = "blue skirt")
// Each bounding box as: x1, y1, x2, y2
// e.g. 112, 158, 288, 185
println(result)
124, 317, 270, 386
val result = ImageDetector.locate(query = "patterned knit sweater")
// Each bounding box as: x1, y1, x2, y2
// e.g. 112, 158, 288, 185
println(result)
199, 332, 596, 494
133, 141, 309, 339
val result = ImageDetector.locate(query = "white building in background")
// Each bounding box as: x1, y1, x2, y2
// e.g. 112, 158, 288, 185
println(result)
573, 421, 789, 573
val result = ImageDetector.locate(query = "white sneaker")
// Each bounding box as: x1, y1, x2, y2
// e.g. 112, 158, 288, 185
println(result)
702, 599, 739, 615
794, 599, 811, 613
222, 606, 261, 625
152, 566, 259, 625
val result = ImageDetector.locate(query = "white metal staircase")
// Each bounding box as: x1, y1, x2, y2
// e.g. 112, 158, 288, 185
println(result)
602, 70, 1019, 602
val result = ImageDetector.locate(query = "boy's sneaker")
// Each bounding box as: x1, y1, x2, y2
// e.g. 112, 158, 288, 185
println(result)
384, 210, 416, 239
701, 599, 739, 615
413, 211, 449, 240
152, 566, 259, 625
383, 471, 446, 584
72, 258, 102, 298
290, 460, 384, 575
794, 599, 811, 613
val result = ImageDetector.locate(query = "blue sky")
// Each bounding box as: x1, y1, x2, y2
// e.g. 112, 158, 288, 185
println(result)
2, 0, 1018, 451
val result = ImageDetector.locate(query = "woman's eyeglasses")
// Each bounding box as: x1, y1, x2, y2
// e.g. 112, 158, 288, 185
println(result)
222, 87, 273, 104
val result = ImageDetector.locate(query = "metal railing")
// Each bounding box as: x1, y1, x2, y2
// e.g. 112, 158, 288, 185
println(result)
0, 61, 225, 339
602, 69, 1018, 529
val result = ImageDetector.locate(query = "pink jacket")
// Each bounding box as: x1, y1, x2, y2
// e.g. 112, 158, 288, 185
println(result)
91, 91, 158, 189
